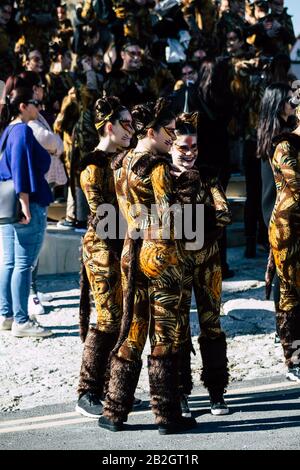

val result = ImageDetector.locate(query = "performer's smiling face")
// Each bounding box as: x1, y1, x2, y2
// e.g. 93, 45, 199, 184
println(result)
171, 134, 198, 171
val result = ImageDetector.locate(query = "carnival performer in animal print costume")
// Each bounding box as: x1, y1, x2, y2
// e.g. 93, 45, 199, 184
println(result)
269, 96, 300, 383
76, 96, 134, 417
99, 98, 197, 435
170, 113, 231, 416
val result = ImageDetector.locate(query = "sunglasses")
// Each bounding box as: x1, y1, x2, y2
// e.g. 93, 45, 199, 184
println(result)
26, 99, 40, 107
124, 49, 142, 59
163, 126, 177, 139
29, 56, 43, 62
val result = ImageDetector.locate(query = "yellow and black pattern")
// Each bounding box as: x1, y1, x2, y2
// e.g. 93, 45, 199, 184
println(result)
269, 134, 300, 367
176, 174, 231, 346
118, 237, 183, 361
114, 150, 184, 360
80, 152, 122, 333
269, 137, 300, 289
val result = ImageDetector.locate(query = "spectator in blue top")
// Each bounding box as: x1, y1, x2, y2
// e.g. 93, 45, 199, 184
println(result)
0, 87, 53, 337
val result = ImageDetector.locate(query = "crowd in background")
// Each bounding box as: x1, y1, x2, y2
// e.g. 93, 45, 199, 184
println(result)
0, 0, 298, 277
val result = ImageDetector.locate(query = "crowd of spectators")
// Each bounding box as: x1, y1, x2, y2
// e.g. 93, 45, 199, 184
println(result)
0, 0, 298, 267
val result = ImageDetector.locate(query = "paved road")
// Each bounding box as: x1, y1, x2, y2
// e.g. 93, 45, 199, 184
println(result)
1, 376, 300, 451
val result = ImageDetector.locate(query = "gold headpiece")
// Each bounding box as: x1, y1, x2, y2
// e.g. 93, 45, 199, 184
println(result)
95, 110, 114, 130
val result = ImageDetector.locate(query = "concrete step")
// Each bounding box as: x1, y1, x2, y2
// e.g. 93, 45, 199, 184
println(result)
228, 197, 245, 224
226, 175, 246, 198
38, 225, 81, 275
227, 222, 245, 248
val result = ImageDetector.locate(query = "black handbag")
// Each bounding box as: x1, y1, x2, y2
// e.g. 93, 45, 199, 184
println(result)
0, 125, 22, 224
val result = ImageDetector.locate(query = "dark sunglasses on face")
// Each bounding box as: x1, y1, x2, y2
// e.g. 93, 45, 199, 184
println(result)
29, 56, 43, 63
124, 49, 142, 59
26, 99, 40, 107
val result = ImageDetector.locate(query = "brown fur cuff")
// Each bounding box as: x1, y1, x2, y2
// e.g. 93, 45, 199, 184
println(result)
174, 169, 200, 204
132, 153, 172, 177
272, 132, 300, 150
79, 150, 115, 173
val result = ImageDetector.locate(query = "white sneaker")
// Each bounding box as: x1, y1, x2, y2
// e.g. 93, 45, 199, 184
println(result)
11, 320, 53, 338
28, 294, 45, 315
37, 292, 53, 302
0, 316, 13, 331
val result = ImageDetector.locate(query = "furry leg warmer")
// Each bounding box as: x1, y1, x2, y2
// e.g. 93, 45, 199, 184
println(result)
78, 327, 118, 398
103, 353, 142, 423
178, 344, 193, 396
148, 354, 182, 425
199, 332, 229, 393
276, 307, 300, 368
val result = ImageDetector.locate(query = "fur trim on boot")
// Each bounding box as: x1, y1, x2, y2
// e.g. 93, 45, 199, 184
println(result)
78, 327, 118, 398
148, 354, 182, 425
79, 256, 91, 342
178, 344, 193, 396
199, 333, 229, 392
103, 353, 142, 423
276, 307, 300, 368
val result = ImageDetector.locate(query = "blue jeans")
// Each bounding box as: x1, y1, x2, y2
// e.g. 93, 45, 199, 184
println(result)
0, 203, 47, 324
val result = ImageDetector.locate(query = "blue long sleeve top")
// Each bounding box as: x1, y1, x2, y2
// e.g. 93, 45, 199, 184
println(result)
0, 123, 53, 207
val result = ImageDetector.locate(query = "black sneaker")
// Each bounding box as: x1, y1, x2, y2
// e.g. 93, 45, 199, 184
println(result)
57, 219, 75, 230
132, 397, 143, 409
286, 367, 300, 383
74, 220, 87, 233
209, 390, 229, 416
98, 415, 124, 432
274, 333, 281, 344
158, 416, 197, 435
180, 394, 192, 417
75, 392, 103, 418
210, 398, 229, 416
222, 267, 235, 280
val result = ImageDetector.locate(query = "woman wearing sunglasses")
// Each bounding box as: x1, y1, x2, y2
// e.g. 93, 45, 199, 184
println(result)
76, 96, 135, 418
170, 113, 231, 418
0, 87, 53, 338
99, 98, 197, 435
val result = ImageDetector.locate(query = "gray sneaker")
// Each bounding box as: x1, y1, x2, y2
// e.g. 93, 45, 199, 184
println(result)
0, 316, 13, 331
286, 367, 300, 383
11, 320, 53, 338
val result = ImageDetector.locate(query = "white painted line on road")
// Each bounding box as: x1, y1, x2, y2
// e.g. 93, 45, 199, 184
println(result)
0, 417, 92, 434
0, 381, 299, 434
225, 381, 300, 396
0, 411, 79, 427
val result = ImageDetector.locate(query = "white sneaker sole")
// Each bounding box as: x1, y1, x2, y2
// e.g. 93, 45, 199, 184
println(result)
286, 373, 300, 383
11, 330, 53, 338
75, 404, 102, 418
211, 408, 229, 416
0, 324, 13, 331
38, 293, 54, 302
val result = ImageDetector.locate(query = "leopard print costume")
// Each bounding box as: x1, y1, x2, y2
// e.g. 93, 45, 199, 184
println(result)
269, 133, 300, 368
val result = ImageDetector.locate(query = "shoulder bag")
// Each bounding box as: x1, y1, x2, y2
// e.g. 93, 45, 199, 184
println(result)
0, 125, 22, 224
